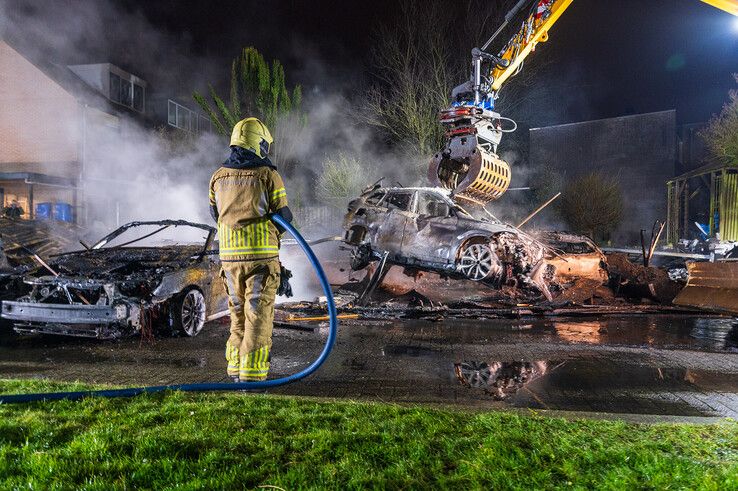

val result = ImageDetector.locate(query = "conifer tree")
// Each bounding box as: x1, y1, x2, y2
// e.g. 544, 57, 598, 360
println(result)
194, 47, 305, 170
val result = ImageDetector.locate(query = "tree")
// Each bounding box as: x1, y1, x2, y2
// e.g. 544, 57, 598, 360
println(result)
363, 1, 448, 156
365, 1, 508, 157
700, 74, 738, 165
315, 153, 369, 209
153, 126, 197, 157
193, 47, 305, 171
559, 172, 623, 241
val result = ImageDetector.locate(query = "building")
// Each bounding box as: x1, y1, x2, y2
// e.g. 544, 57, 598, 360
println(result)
667, 161, 738, 244
529, 110, 677, 242
0, 38, 210, 225
149, 97, 212, 135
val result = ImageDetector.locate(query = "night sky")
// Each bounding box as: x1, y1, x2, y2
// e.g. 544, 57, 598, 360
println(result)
10, 0, 735, 126
121, 0, 738, 125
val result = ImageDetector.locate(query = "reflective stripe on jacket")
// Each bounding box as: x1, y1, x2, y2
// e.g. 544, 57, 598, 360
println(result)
209, 166, 288, 261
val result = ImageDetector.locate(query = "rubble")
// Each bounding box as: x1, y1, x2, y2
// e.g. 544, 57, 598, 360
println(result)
342, 185, 615, 303
606, 253, 685, 304
0, 217, 82, 269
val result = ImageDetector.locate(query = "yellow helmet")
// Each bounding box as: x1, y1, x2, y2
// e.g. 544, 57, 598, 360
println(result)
230, 117, 274, 158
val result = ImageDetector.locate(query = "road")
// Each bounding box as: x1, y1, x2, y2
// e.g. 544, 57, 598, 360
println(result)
1, 314, 737, 419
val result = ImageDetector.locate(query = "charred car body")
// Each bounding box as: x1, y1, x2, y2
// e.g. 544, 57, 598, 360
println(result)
1, 220, 227, 339
343, 186, 607, 299
343, 186, 558, 296
0, 217, 85, 309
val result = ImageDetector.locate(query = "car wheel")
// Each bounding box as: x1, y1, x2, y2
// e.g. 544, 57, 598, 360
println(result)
171, 288, 206, 337
347, 226, 367, 246
455, 361, 492, 388
351, 243, 373, 271
458, 242, 501, 282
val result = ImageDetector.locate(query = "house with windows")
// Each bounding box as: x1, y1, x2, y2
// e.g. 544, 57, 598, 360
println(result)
68, 63, 147, 114
0, 37, 210, 226
149, 97, 212, 135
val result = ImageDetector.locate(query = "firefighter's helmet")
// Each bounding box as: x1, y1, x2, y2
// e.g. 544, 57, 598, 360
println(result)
230, 117, 273, 158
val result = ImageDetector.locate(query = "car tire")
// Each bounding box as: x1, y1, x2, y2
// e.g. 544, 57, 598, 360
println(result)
456, 361, 493, 388
170, 288, 206, 337
351, 243, 373, 271
457, 241, 502, 282
347, 226, 367, 246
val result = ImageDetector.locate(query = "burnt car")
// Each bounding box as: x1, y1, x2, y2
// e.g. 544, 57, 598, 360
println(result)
1, 220, 227, 339
344, 186, 551, 289
0, 217, 85, 312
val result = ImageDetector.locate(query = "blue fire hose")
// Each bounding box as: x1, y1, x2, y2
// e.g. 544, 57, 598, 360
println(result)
0, 214, 338, 404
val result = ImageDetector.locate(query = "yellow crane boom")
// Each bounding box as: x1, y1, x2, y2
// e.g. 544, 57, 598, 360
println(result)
490, 0, 574, 92
431, 0, 738, 207
702, 0, 738, 16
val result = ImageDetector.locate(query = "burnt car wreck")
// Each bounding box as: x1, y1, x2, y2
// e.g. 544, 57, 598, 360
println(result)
1, 220, 227, 339
343, 185, 606, 300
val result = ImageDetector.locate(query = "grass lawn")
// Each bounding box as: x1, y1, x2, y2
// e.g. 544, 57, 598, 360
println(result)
0, 379, 736, 490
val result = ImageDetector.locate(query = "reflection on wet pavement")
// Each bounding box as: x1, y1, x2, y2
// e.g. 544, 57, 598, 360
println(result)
546, 316, 738, 351
454, 360, 548, 400
1, 314, 737, 418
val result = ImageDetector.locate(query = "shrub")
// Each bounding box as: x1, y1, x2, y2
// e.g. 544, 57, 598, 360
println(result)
559, 172, 624, 241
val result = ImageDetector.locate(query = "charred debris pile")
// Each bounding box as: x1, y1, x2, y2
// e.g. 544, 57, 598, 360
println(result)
281, 246, 707, 323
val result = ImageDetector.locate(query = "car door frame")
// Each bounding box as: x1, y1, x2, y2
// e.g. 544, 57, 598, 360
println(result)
372, 190, 417, 259
401, 191, 459, 264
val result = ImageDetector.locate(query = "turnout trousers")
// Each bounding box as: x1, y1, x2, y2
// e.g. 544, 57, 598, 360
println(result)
220, 258, 280, 381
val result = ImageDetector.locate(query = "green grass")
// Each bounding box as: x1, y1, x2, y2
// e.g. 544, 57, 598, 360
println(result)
0, 379, 736, 490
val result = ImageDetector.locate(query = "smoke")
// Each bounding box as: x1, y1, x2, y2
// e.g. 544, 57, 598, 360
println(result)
0, 0, 581, 302
274, 93, 431, 301
289, 94, 428, 188
0, 0, 372, 301
0, 0, 227, 231
0, 0, 220, 94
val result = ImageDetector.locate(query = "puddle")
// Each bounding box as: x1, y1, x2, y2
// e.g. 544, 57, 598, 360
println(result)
450, 358, 738, 417
454, 360, 549, 400
549, 316, 738, 352
385, 315, 738, 353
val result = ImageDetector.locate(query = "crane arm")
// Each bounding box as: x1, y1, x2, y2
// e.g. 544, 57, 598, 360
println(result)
489, 0, 573, 93
430, 0, 738, 207
701, 0, 738, 16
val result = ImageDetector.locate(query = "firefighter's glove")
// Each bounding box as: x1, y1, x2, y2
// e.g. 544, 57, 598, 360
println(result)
278, 265, 294, 298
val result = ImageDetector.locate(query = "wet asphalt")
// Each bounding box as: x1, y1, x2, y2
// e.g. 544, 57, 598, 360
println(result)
1, 313, 737, 420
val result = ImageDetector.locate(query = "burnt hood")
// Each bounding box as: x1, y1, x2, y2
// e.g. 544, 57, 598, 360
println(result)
49, 246, 203, 279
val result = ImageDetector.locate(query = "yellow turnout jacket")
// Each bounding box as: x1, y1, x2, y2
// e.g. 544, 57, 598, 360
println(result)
209, 165, 288, 261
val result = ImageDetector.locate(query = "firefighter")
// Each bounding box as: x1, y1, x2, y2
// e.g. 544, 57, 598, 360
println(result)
209, 117, 293, 382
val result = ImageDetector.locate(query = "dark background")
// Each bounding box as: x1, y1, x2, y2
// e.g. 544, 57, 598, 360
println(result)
3, 0, 737, 126
118, 0, 738, 125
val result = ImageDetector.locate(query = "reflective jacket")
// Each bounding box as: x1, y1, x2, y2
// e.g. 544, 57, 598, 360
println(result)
209, 163, 288, 261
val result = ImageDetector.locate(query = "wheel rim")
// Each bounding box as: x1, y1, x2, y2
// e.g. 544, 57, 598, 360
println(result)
458, 361, 492, 388
458, 243, 495, 281
181, 290, 206, 336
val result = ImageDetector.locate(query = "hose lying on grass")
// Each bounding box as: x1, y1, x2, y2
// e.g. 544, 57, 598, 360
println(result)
0, 213, 338, 404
